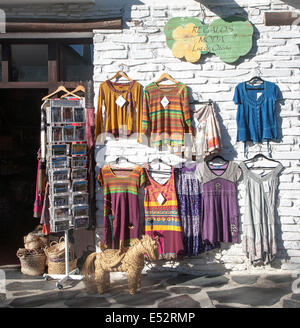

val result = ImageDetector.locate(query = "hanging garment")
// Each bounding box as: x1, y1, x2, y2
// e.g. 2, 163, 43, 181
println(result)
40, 182, 50, 235
95, 80, 143, 142
192, 103, 221, 159
174, 163, 217, 256
97, 164, 145, 249
196, 161, 241, 245
144, 167, 184, 259
234, 81, 281, 156
141, 82, 193, 147
33, 149, 46, 218
239, 161, 283, 264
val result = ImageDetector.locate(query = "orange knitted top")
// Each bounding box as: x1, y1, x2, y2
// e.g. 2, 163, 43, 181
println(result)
95, 80, 143, 143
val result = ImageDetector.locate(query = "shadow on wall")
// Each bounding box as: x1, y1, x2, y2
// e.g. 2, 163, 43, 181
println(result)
281, 0, 300, 9
195, 0, 248, 19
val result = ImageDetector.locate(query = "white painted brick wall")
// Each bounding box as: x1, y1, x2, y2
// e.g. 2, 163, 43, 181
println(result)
92, 0, 300, 273
9, 0, 298, 273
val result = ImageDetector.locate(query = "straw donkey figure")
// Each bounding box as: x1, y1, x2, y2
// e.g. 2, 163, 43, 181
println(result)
82, 235, 159, 295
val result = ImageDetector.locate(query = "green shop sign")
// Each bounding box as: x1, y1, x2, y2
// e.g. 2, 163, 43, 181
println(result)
164, 16, 253, 64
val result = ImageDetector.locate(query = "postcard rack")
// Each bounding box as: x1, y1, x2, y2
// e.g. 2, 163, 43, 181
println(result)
41, 97, 90, 288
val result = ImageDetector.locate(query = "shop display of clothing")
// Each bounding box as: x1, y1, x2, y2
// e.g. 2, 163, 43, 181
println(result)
97, 164, 145, 249
95, 80, 143, 141
193, 103, 222, 159
239, 161, 283, 264
175, 164, 216, 256
144, 167, 184, 259
141, 82, 193, 147
196, 160, 241, 245
234, 81, 281, 143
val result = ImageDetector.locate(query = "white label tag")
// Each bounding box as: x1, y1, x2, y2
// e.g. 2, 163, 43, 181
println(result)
157, 193, 166, 205
161, 96, 169, 108
263, 181, 270, 193
257, 92, 262, 100
115, 95, 126, 108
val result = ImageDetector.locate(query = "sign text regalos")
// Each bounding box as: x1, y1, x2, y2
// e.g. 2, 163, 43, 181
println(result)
164, 16, 254, 64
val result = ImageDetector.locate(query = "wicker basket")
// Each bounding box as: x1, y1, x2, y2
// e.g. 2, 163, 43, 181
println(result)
24, 232, 49, 250
17, 248, 46, 276
44, 237, 67, 258
44, 237, 77, 274
47, 258, 77, 275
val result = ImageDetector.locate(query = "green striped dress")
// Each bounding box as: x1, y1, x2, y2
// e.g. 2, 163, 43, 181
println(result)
97, 165, 146, 248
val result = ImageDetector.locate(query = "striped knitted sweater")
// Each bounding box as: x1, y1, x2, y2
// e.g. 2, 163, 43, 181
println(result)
97, 165, 146, 248
141, 82, 193, 147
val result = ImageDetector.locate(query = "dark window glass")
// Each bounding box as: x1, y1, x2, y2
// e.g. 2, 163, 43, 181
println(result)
10, 44, 48, 82
60, 44, 93, 81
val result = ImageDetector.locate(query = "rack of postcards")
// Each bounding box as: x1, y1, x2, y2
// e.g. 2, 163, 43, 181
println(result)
43, 97, 90, 233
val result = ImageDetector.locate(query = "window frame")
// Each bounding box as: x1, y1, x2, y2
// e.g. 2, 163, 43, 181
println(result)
0, 38, 93, 92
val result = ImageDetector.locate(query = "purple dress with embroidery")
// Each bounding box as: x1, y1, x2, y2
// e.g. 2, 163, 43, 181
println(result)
175, 164, 216, 256
196, 161, 241, 244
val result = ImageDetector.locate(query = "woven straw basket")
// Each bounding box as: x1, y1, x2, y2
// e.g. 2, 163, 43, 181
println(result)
44, 237, 77, 274
24, 232, 49, 251
17, 248, 46, 276
47, 258, 77, 275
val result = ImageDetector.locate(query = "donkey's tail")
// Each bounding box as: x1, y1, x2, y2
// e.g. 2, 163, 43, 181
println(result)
82, 252, 97, 279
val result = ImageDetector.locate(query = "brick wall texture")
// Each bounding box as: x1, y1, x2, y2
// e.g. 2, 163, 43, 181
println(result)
4, 0, 299, 273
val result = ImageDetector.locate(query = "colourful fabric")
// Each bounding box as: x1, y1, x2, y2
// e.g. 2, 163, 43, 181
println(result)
97, 165, 145, 248
144, 167, 184, 259
33, 149, 46, 218
141, 82, 193, 147
40, 182, 51, 235
193, 103, 221, 159
95, 80, 143, 142
175, 164, 217, 256
234, 81, 281, 143
196, 161, 241, 244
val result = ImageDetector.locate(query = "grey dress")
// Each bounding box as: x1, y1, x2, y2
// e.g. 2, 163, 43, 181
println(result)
239, 162, 283, 264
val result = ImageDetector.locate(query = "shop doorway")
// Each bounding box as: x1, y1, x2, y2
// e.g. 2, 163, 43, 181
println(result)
0, 89, 48, 265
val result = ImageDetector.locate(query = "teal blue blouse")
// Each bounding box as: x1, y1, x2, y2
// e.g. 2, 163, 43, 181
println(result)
234, 81, 281, 143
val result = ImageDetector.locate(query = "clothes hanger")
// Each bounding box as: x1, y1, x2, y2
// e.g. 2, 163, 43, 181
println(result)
144, 158, 173, 175
108, 156, 137, 170
246, 76, 265, 88
108, 70, 133, 82
60, 85, 86, 99
243, 153, 280, 170
155, 72, 179, 85
149, 158, 172, 167
206, 155, 229, 171
192, 99, 213, 111
42, 85, 73, 101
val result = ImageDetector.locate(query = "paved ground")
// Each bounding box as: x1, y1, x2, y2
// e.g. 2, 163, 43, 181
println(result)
0, 266, 300, 308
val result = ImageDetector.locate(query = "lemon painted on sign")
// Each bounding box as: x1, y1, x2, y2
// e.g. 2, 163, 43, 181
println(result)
164, 16, 253, 64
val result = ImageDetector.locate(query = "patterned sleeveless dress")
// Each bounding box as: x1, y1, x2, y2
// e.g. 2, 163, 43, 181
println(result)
174, 164, 216, 256
144, 167, 184, 259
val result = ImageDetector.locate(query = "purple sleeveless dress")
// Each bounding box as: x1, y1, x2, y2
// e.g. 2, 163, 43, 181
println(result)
175, 164, 217, 256
196, 161, 241, 244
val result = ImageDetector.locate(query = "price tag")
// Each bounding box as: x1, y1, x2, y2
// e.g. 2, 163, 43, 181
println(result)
157, 193, 166, 205
263, 181, 270, 193
115, 95, 126, 108
161, 96, 169, 108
